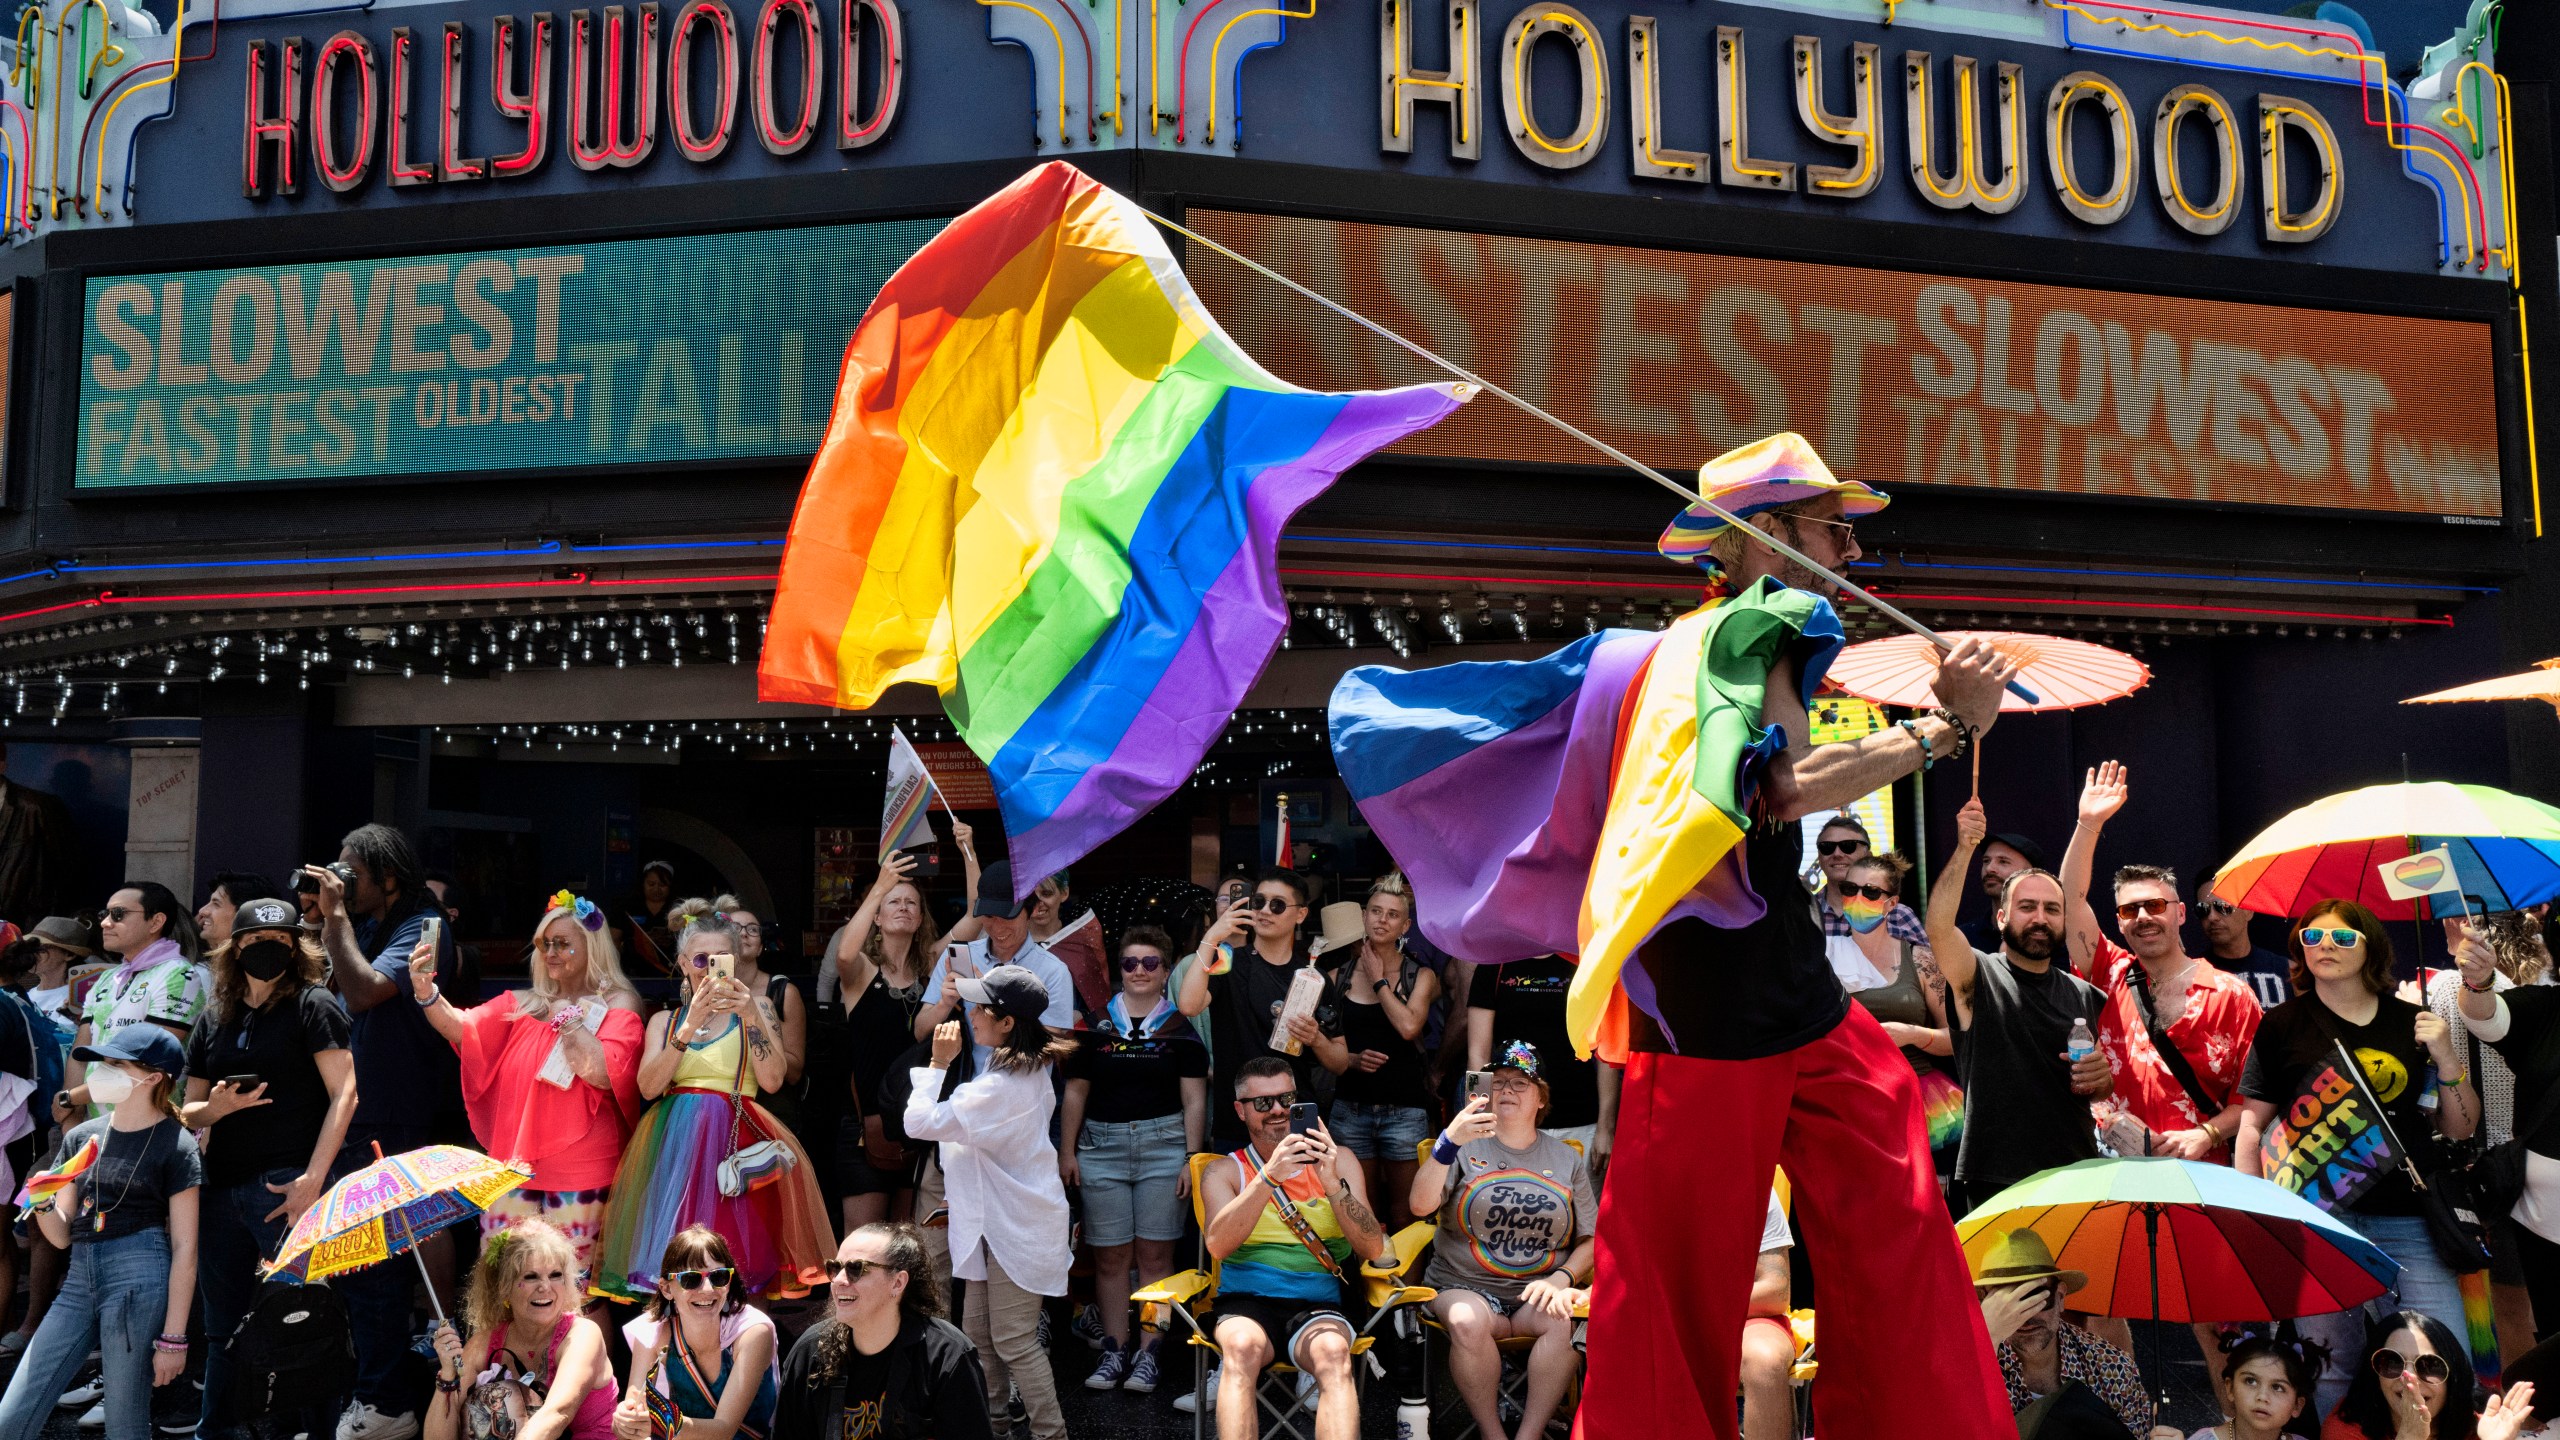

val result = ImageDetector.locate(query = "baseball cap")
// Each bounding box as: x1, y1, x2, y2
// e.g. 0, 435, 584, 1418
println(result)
74, 1025, 186, 1077
231, 897, 304, 938
954, 964, 1050, 1023
973, 863, 1025, 919
1486, 1039, 1544, 1081
1987, 833, 2050, 871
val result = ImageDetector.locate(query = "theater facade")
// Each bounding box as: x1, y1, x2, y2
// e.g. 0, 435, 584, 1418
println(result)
0, 0, 2546, 953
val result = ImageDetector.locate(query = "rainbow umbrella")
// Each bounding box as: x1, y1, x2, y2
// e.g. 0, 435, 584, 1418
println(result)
1960, 1157, 2396, 1427
2210, 781, 2560, 920
267, 1144, 531, 1322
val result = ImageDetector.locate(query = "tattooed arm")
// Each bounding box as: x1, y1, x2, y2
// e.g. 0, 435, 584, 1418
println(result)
1322, 1124, 1392, 1264
742, 993, 788, 1095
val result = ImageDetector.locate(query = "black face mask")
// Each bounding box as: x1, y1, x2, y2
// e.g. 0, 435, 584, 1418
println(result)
237, 940, 293, 983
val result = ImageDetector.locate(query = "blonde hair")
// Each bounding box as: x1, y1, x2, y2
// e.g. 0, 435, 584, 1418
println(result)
466, 1220, 579, 1338
522, 907, 640, 1021
1368, 871, 1411, 902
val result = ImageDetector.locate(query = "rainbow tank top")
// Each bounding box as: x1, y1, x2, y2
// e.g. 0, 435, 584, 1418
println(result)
1220, 1148, 1352, 1303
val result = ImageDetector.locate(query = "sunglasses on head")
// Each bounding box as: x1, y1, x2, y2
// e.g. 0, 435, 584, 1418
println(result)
1241, 1091, 1298, 1113
2371, 1351, 2451, 1384
667, 1267, 734, 1292
2300, 927, 2365, 950
2115, 899, 2174, 920
1240, 894, 1297, 914
1119, 953, 1165, 973
821, 1259, 884, 1282
1816, 839, 1865, 857
1834, 882, 1891, 902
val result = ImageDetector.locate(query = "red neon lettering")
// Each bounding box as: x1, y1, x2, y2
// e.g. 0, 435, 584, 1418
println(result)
835, 0, 900, 150
666, 0, 738, 161
439, 23, 489, 180
386, 27, 438, 186
242, 38, 305, 197
490, 14, 555, 176
569, 5, 661, 169
309, 32, 379, 193
751, 0, 820, 155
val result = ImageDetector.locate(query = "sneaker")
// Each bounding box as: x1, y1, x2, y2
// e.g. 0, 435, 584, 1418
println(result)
336, 1403, 419, 1440
78, 1402, 104, 1430
1083, 1342, 1130, 1391
59, 1378, 103, 1409
1070, 1303, 1107, 1351
1122, 1345, 1161, 1394
1172, 1364, 1218, 1414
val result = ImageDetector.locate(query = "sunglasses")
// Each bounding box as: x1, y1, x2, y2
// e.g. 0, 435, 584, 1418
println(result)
1240, 895, 1297, 914
1784, 513, 1858, 542
2371, 1351, 2451, 1384
821, 1259, 883, 1282
667, 1267, 734, 1291
2300, 927, 2366, 950
537, 938, 579, 955
1241, 1091, 1299, 1113
2198, 899, 2237, 916
100, 907, 136, 923
1816, 839, 1866, 857
1835, 882, 1892, 902
1119, 954, 1165, 973
2115, 899, 2174, 920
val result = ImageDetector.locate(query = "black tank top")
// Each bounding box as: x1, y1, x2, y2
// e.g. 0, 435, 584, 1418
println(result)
1627, 817, 1850, 1061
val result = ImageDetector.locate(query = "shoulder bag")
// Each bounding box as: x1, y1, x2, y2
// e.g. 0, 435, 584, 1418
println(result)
716, 1026, 799, 1199
2126, 965, 2224, 1125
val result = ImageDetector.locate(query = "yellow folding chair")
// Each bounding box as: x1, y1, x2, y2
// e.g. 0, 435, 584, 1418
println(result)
1396, 1139, 1591, 1440
1132, 1151, 1439, 1440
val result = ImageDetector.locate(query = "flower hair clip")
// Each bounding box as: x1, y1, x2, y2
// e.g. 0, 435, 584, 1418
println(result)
548, 891, 605, 932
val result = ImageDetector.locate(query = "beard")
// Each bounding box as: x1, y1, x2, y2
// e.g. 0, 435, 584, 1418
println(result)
2003, 920, 2060, 960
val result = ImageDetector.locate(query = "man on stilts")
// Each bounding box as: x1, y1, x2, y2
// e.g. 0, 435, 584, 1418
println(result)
1330, 434, 2021, 1440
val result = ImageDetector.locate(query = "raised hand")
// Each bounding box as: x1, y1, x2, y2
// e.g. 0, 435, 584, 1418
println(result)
1955, 796, 1988, 850
1932, 636, 2019, 737
2078, 761, 2129, 827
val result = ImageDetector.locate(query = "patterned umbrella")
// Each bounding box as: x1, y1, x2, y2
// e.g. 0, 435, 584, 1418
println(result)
267, 1145, 531, 1321
2211, 781, 2560, 920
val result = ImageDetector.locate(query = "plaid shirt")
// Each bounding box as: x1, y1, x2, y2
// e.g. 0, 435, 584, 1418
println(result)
1999, 1324, 2148, 1433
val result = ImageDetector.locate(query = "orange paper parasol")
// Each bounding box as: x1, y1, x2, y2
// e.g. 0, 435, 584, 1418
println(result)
1826, 631, 2150, 791
2403, 658, 2560, 721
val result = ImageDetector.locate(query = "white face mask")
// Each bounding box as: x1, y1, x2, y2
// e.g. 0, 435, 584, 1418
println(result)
87, 1068, 136, 1105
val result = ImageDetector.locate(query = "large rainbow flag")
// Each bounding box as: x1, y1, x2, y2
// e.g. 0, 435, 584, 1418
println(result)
1329, 579, 1842, 1055
761, 162, 1469, 892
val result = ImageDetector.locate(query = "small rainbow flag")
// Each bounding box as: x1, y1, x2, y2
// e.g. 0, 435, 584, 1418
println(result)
16, 1135, 99, 1211
761, 162, 1470, 893
880, 725, 939, 856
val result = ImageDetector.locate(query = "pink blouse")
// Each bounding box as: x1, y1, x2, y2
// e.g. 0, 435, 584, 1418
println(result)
455, 993, 645, 1193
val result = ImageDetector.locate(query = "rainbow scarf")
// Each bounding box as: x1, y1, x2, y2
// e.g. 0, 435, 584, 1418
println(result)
1330, 579, 1841, 1055
760, 161, 1469, 891
15, 1135, 99, 1211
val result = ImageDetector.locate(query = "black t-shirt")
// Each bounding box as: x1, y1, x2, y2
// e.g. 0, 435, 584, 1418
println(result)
2212, 947, 2296, 1011
1628, 820, 1849, 1061
1952, 948, 2105, 1188
2240, 992, 2444, 1215
1470, 957, 1599, 1130
2490, 987, 2560, 1160
57, 1116, 202, 1243
774, 1314, 992, 1440
186, 986, 353, 1188
1201, 947, 1339, 1087
1064, 1013, 1208, 1124
1330, 983, 1431, 1109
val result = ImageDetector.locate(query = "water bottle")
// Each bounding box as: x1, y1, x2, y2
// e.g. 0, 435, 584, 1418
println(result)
2066, 1017, 2097, 1065
1395, 1401, 1431, 1440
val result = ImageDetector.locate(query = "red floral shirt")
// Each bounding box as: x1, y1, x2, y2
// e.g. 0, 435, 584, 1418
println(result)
2092, 939, 2262, 1158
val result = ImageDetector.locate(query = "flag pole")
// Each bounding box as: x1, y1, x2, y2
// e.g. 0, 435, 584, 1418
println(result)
1137, 202, 2041, 706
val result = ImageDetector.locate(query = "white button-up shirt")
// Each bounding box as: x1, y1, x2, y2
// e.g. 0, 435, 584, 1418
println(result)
904, 1061, 1071, 1297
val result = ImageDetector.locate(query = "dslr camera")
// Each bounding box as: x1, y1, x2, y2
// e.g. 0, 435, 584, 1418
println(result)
293, 860, 362, 895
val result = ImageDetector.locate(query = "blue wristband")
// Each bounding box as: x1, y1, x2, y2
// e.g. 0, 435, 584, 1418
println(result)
1432, 1135, 1460, 1166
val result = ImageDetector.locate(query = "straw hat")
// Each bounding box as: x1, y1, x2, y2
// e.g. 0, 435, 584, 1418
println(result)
1970, 1229, 2088, 1295
1307, 902, 1365, 957
1657, 432, 1888, 566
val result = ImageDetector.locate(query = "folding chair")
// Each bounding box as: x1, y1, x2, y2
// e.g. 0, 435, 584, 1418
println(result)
1131, 1152, 1439, 1440
1393, 1139, 1591, 1440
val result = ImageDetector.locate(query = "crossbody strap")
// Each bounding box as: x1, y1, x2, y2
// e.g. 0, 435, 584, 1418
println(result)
1242, 1152, 1347, 1281
2127, 964, 2222, 1119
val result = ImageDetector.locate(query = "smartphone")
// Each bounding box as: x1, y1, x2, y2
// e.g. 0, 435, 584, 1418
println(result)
1288, 1102, 1320, 1137
708, 952, 736, 983
418, 918, 442, 981
222, 1074, 261, 1091
1465, 1070, 1491, 1104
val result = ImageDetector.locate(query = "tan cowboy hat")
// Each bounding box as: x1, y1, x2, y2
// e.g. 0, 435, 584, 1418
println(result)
1307, 902, 1364, 957
1970, 1229, 2087, 1296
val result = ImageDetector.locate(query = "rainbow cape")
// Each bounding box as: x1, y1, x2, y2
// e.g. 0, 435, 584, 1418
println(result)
15, 1134, 99, 1210
761, 162, 1471, 891
1329, 579, 1841, 1056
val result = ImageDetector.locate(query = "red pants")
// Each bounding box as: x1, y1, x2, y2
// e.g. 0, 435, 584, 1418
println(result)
1578, 1006, 2012, 1440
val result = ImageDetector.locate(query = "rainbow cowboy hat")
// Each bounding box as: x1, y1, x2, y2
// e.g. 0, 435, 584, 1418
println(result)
1657, 432, 1889, 567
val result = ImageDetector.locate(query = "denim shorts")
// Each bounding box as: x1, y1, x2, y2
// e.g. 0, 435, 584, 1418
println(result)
1076, 1113, 1190, 1247
1327, 1100, 1433, 1161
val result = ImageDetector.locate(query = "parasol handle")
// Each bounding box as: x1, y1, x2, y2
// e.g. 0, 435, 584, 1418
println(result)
371, 1142, 451, 1332
1972, 732, 1983, 801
